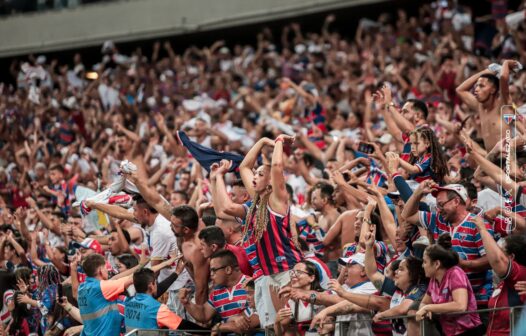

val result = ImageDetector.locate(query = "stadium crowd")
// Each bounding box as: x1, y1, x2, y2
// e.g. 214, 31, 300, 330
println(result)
1, 0, 526, 335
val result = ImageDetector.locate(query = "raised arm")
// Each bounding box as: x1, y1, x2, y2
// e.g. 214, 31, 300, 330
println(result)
125, 171, 172, 220
211, 161, 246, 218
239, 137, 274, 198
456, 68, 492, 111
25, 197, 61, 235
85, 201, 135, 222
473, 216, 509, 277
464, 135, 519, 198
269, 135, 292, 214
364, 225, 385, 291
500, 60, 519, 105
401, 180, 435, 223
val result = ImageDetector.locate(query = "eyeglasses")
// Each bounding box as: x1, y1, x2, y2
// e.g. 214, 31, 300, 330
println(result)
290, 269, 311, 278
210, 265, 229, 274
436, 197, 456, 210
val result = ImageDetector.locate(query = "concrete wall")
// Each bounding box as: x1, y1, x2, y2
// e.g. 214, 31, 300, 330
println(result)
0, 0, 383, 57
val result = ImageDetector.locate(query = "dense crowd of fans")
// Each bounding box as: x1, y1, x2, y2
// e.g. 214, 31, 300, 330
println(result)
1, 0, 526, 335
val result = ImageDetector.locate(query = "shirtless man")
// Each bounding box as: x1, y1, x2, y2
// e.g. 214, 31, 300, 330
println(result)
309, 182, 341, 277
113, 123, 148, 180
125, 171, 209, 305
456, 60, 519, 150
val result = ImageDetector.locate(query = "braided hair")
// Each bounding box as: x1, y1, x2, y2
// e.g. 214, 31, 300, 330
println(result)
242, 165, 300, 249
411, 127, 448, 183
243, 191, 271, 242
38, 264, 60, 294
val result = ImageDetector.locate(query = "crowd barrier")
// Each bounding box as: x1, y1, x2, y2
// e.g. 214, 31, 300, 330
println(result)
123, 305, 525, 336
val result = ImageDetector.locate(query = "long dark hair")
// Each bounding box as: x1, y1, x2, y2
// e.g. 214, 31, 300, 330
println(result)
404, 256, 426, 287
8, 291, 30, 335
0, 270, 16, 311
425, 233, 459, 269
411, 127, 448, 183
302, 260, 324, 292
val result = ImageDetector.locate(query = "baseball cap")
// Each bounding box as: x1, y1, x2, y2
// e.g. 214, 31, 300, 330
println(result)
431, 184, 468, 202
72, 238, 103, 255
338, 252, 366, 267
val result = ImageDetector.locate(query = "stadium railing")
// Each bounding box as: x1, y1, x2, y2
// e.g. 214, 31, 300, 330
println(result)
123, 305, 525, 336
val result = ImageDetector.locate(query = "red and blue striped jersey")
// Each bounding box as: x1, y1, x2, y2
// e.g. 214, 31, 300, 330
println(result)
400, 132, 412, 162
297, 219, 325, 256
367, 160, 388, 188
208, 275, 248, 321
418, 211, 494, 303
342, 241, 389, 273
410, 153, 433, 182
243, 201, 303, 276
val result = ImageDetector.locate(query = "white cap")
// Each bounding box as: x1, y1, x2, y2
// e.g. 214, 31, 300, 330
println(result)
338, 252, 366, 267
431, 184, 468, 202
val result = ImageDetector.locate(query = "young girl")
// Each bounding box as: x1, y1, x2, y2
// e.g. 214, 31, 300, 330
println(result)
397, 126, 448, 184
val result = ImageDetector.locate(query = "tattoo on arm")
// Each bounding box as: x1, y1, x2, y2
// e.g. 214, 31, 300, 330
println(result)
372, 279, 384, 292
161, 202, 173, 218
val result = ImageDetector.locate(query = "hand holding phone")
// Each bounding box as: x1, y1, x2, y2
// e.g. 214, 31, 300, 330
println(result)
358, 142, 375, 154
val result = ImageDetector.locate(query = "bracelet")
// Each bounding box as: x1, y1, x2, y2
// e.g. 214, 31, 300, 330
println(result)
275, 138, 284, 143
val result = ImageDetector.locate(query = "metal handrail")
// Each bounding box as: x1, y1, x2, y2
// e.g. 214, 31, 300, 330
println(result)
123, 305, 525, 335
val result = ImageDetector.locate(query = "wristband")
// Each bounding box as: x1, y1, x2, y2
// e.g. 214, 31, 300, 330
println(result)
309, 292, 317, 304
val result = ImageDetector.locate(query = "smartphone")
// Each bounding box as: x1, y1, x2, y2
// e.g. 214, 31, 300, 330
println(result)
358, 142, 374, 154
471, 206, 484, 217
57, 283, 63, 300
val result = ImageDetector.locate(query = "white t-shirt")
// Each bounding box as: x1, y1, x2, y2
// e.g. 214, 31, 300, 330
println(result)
146, 215, 177, 277
335, 281, 376, 336
146, 215, 188, 291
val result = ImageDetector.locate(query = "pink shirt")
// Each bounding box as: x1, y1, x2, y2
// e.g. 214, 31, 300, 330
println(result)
426, 266, 481, 335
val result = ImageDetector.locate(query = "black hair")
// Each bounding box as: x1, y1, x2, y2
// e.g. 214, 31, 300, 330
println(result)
286, 184, 294, 199
232, 180, 246, 189
133, 268, 156, 293
406, 99, 429, 120
479, 73, 500, 93
49, 164, 65, 174
133, 194, 158, 213
210, 250, 238, 268
403, 256, 426, 287
111, 229, 131, 245
198, 226, 227, 249
313, 182, 335, 205
388, 260, 402, 275
504, 234, 526, 267
82, 254, 106, 277
172, 205, 199, 231
14, 267, 32, 285
425, 233, 459, 269
8, 290, 31, 335
117, 254, 139, 270
245, 279, 255, 289
171, 190, 189, 202
461, 182, 477, 201
202, 207, 217, 227
411, 126, 448, 183
300, 260, 324, 292
0, 270, 16, 311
